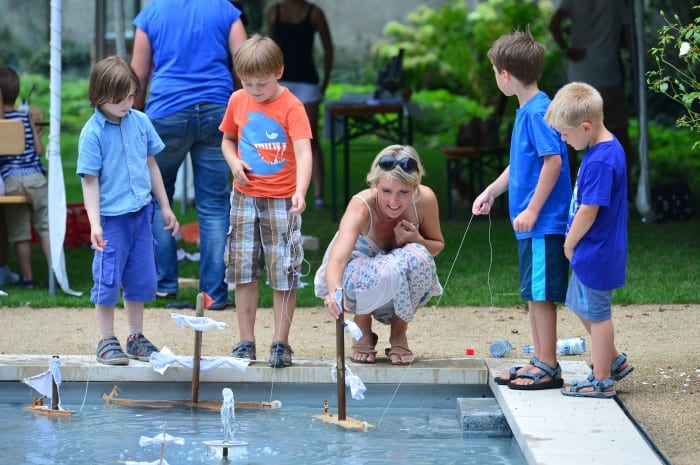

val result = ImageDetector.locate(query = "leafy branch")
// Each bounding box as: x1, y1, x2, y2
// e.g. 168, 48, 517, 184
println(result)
646, 6, 700, 146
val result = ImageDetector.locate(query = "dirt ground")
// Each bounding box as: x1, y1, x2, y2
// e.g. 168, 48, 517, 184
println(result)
2, 303, 697, 465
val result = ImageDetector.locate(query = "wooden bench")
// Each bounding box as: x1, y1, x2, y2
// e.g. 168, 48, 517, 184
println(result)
0, 118, 31, 205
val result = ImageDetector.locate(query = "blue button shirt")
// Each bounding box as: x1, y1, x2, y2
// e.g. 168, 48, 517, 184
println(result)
77, 108, 165, 216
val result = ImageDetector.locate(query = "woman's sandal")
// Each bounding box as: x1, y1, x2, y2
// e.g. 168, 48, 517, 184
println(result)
350, 332, 378, 364
507, 356, 564, 391
589, 353, 634, 382
385, 345, 414, 365
562, 377, 616, 398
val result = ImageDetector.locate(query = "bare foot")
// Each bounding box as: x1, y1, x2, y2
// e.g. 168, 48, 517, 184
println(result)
349, 333, 378, 364
385, 345, 414, 365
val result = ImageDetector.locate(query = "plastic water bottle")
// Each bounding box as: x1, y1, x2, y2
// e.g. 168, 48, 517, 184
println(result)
489, 340, 512, 358
522, 344, 534, 355
556, 337, 586, 356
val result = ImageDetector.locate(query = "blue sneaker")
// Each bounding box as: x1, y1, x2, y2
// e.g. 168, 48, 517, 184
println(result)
96, 336, 129, 366
125, 333, 159, 361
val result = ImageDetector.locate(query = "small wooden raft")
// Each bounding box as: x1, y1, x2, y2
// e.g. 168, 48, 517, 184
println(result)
312, 400, 373, 429
102, 386, 281, 411
23, 396, 75, 416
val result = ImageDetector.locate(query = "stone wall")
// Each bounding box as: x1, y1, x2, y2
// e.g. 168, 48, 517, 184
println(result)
0, 0, 475, 71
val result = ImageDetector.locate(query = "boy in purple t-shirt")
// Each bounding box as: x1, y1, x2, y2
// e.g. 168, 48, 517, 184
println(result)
545, 81, 633, 398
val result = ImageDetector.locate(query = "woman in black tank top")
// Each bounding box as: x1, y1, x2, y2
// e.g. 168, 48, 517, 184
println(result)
266, 1, 333, 208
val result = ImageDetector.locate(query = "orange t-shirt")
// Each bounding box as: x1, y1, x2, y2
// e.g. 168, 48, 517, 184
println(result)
219, 87, 312, 198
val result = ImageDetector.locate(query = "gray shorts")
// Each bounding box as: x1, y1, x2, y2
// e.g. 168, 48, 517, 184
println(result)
565, 272, 613, 321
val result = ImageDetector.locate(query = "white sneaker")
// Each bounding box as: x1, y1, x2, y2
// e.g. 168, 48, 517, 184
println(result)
0, 266, 20, 286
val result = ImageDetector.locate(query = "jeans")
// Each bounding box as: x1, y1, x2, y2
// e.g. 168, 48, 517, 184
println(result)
151, 103, 231, 306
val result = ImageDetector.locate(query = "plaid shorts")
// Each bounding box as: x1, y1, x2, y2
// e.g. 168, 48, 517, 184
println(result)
224, 190, 303, 291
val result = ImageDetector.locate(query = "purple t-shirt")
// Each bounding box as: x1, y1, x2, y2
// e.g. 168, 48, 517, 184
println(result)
567, 137, 628, 290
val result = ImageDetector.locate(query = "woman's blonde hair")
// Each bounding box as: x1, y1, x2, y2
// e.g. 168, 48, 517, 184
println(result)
366, 145, 425, 188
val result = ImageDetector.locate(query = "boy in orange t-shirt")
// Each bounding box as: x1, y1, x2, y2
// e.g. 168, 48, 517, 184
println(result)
220, 34, 312, 368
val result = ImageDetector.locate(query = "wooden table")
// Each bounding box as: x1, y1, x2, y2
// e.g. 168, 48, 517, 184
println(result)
326, 99, 413, 221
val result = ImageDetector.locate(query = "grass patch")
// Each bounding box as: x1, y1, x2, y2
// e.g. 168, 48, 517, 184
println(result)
2, 133, 698, 308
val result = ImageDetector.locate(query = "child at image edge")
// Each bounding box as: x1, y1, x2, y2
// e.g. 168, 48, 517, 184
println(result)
219, 34, 312, 368
0, 65, 50, 288
472, 31, 572, 390
545, 81, 633, 398
77, 56, 179, 366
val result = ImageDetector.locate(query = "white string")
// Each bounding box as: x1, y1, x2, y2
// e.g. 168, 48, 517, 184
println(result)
80, 247, 103, 412
376, 212, 495, 427
268, 208, 302, 403
432, 213, 475, 309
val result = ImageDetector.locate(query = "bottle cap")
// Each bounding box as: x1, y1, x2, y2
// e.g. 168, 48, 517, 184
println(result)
465, 348, 475, 355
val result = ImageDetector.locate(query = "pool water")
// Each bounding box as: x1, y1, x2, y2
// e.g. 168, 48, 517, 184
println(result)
0, 382, 527, 465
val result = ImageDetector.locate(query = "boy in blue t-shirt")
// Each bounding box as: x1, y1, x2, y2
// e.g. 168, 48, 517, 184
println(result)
545, 81, 632, 398
473, 32, 572, 390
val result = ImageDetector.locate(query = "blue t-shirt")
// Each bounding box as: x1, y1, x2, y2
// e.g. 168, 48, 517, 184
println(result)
568, 137, 628, 290
509, 91, 572, 239
77, 108, 165, 216
132, 0, 242, 120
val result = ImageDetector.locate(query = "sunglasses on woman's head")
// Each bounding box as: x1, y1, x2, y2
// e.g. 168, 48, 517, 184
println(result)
377, 155, 419, 173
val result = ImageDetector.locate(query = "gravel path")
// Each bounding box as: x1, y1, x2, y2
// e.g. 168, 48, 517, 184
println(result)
2, 303, 697, 464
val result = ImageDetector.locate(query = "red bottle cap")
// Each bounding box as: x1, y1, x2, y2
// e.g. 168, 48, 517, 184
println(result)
465, 348, 475, 355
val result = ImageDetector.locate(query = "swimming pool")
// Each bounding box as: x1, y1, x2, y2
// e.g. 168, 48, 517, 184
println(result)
1, 381, 526, 465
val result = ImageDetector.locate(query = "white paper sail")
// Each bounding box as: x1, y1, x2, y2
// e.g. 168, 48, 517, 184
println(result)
149, 347, 250, 374
344, 320, 363, 340
23, 357, 62, 399
139, 433, 185, 447
23, 357, 69, 410
331, 365, 367, 400
170, 313, 227, 331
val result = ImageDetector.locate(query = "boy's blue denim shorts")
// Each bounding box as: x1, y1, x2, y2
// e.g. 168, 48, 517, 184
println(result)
566, 271, 613, 321
517, 234, 568, 303
224, 190, 303, 291
90, 203, 157, 306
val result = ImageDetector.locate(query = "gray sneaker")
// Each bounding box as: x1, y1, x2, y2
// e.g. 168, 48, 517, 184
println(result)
269, 341, 293, 368
232, 341, 256, 360
0, 266, 20, 286
96, 337, 129, 366
125, 333, 159, 361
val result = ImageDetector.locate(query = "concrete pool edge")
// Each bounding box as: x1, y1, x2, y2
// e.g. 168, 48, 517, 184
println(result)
0, 355, 665, 465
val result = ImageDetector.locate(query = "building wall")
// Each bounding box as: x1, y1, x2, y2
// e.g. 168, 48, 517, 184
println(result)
0, 0, 470, 70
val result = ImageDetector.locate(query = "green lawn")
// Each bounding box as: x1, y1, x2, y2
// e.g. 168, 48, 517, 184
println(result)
2, 137, 698, 308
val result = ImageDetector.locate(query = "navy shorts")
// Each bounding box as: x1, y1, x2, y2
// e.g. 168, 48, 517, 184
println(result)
566, 271, 613, 321
90, 203, 158, 306
517, 234, 568, 302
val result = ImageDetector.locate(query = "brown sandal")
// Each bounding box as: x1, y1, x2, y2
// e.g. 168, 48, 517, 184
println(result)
349, 332, 378, 364
385, 345, 414, 365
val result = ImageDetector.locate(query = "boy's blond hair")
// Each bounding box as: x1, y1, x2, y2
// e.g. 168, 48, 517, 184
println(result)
234, 34, 284, 79
545, 82, 604, 129
487, 31, 544, 85
88, 56, 140, 107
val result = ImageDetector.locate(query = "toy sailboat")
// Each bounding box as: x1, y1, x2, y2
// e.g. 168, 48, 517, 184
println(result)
23, 355, 74, 416
103, 293, 280, 411
118, 421, 183, 465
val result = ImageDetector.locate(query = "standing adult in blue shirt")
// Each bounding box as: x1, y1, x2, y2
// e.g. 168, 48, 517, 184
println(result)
131, 0, 247, 310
